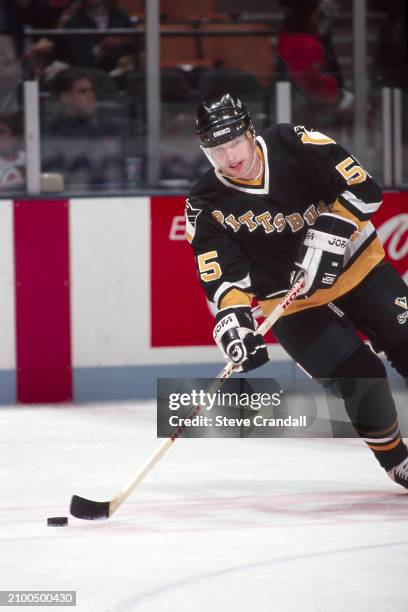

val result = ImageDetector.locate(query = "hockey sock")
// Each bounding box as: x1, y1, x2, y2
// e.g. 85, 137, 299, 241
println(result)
331, 345, 408, 470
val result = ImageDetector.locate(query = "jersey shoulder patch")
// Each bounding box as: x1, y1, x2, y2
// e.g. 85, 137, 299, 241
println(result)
293, 125, 336, 146
185, 199, 202, 243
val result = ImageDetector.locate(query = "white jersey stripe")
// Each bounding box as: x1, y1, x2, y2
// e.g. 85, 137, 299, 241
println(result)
344, 221, 376, 264
341, 190, 382, 215
214, 275, 251, 307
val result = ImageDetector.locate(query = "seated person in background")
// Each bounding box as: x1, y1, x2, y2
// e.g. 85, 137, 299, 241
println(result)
0, 112, 25, 190
277, 0, 353, 111
63, 0, 143, 72
42, 68, 125, 189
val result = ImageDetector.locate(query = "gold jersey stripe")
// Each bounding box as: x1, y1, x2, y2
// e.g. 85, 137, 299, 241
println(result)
330, 199, 368, 232
300, 130, 336, 146
219, 288, 253, 309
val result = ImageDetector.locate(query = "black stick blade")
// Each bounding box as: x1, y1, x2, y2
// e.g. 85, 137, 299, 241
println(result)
70, 495, 110, 520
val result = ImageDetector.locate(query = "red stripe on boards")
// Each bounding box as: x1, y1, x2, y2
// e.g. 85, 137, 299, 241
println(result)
14, 199, 72, 403
150, 196, 215, 347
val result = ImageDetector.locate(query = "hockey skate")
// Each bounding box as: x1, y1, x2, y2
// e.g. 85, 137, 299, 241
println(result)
388, 456, 408, 489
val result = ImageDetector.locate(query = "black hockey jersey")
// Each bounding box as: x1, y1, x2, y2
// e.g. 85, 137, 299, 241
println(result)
186, 124, 384, 314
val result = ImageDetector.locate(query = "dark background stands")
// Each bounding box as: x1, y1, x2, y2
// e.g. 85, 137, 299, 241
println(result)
63, 0, 143, 72
42, 68, 125, 189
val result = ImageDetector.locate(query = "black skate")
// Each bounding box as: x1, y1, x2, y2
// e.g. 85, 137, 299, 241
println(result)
388, 457, 408, 489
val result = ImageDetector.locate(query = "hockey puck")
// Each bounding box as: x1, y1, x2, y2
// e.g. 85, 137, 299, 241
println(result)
47, 516, 68, 527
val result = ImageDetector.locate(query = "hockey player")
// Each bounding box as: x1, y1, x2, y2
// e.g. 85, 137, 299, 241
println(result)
186, 93, 408, 489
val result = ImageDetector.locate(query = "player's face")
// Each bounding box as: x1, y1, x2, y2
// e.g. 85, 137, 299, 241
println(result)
209, 132, 256, 178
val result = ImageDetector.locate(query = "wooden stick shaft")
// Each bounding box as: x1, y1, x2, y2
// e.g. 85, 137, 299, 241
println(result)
108, 277, 304, 515
110, 437, 174, 514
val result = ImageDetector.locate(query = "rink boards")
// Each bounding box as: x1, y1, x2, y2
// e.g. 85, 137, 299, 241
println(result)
0, 191, 407, 404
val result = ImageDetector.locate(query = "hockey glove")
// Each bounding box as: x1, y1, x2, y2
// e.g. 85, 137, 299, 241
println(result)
291, 213, 358, 298
213, 306, 269, 373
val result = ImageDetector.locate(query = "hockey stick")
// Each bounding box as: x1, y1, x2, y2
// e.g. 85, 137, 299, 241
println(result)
70, 276, 304, 520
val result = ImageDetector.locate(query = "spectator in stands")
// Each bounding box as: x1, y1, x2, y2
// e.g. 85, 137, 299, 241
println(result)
0, 112, 25, 190
63, 0, 143, 72
277, 0, 353, 111
0, 0, 30, 112
42, 68, 125, 189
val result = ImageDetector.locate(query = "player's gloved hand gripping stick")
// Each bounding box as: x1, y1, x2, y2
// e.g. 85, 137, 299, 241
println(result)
213, 305, 269, 373
69, 276, 305, 521
291, 213, 358, 298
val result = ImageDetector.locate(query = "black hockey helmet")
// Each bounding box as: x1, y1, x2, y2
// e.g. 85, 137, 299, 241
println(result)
196, 93, 254, 148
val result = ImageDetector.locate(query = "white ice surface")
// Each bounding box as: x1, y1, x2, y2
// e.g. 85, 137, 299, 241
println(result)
1, 401, 408, 612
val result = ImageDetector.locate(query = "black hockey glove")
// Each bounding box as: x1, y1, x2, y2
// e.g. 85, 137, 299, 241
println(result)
213, 306, 269, 372
291, 213, 358, 298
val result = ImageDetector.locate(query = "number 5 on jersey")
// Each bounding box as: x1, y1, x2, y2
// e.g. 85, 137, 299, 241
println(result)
197, 250, 222, 282
335, 156, 370, 185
